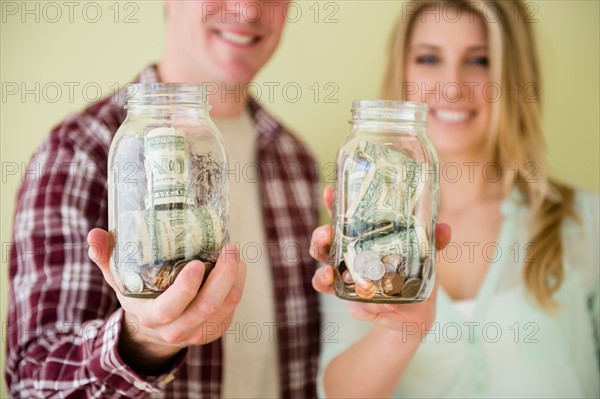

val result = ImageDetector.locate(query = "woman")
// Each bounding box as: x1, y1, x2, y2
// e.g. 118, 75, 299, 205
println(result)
310, 1, 599, 397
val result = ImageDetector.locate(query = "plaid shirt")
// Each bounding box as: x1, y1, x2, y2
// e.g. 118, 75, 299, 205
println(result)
5, 66, 321, 398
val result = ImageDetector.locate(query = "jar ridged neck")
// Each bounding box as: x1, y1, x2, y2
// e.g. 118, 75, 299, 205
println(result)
125, 83, 210, 111
351, 100, 428, 124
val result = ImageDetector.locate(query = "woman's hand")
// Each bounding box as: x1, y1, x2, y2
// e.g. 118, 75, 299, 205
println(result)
309, 186, 452, 336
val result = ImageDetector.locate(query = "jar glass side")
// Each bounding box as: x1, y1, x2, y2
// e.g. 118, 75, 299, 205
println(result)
330, 101, 439, 304
108, 84, 229, 298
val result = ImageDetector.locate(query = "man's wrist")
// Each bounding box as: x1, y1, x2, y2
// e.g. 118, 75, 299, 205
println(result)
118, 311, 184, 376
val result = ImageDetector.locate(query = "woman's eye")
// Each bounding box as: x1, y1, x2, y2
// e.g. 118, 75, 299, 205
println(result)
469, 56, 489, 66
416, 55, 439, 65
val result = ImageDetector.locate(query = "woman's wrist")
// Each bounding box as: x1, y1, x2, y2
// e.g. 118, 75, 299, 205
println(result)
372, 322, 426, 347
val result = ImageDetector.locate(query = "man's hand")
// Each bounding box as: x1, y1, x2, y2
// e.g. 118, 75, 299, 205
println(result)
87, 229, 246, 374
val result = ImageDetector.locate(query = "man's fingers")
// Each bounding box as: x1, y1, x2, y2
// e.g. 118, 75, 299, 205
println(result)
145, 260, 206, 327
312, 265, 334, 294
162, 253, 246, 346
87, 228, 112, 266
323, 186, 334, 217
309, 225, 332, 263
221, 251, 247, 310
87, 228, 118, 291
187, 245, 243, 324
435, 223, 452, 250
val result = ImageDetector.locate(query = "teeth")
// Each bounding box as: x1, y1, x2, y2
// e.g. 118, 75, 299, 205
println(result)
435, 110, 470, 123
219, 30, 256, 45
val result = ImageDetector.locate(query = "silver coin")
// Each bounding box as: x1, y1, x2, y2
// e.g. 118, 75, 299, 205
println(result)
422, 257, 433, 280
121, 271, 144, 293
354, 250, 385, 281
342, 269, 355, 284
404, 258, 422, 279
382, 254, 402, 273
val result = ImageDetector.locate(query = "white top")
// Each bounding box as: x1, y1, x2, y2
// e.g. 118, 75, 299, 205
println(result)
319, 189, 600, 398
216, 111, 280, 399
453, 298, 477, 323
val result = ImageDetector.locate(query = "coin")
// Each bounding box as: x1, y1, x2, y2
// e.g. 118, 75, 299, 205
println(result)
201, 262, 215, 286
382, 254, 402, 272
397, 259, 408, 276
380, 272, 405, 296
404, 258, 422, 279
401, 278, 422, 298
422, 257, 433, 280
354, 279, 377, 299
141, 264, 172, 291
354, 250, 385, 280
342, 269, 354, 284
121, 271, 144, 293
169, 259, 215, 287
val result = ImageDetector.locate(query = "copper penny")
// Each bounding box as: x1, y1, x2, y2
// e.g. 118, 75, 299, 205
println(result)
354, 279, 377, 299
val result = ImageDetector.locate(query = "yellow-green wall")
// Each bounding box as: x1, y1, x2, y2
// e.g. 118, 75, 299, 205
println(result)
1, 1, 598, 396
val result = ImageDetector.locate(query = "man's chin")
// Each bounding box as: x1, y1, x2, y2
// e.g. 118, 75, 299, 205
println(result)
214, 70, 259, 88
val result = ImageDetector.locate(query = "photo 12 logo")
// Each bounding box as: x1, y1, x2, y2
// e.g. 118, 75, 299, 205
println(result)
402, 1, 539, 24
200, 1, 340, 24
1, 1, 140, 24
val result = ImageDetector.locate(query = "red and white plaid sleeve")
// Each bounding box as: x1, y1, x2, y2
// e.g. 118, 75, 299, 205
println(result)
5, 101, 184, 398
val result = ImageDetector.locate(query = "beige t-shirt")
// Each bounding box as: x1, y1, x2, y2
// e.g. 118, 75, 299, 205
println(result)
214, 111, 280, 399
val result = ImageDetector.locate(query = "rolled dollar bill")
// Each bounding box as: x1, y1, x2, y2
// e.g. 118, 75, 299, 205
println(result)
144, 127, 194, 207
357, 229, 420, 260
117, 206, 225, 268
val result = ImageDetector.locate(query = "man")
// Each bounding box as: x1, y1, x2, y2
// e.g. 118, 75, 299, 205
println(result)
5, 1, 320, 397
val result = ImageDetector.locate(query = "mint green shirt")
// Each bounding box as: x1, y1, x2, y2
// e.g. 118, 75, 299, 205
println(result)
319, 190, 600, 398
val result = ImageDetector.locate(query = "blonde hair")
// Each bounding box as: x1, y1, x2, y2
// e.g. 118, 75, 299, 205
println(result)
383, 0, 576, 310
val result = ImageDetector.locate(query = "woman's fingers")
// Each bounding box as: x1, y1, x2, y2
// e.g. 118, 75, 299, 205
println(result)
309, 225, 332, 263
312, 265, 335, 294
323, 186, 334, 217
435, 223, 452, 250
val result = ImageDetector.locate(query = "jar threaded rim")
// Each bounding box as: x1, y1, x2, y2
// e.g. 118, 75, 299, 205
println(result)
126, 83, 210, 109
351, 100, 428, 123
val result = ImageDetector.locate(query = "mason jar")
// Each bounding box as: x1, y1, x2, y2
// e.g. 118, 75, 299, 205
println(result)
330, 100, 439, 303
108, 83, 229, 298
